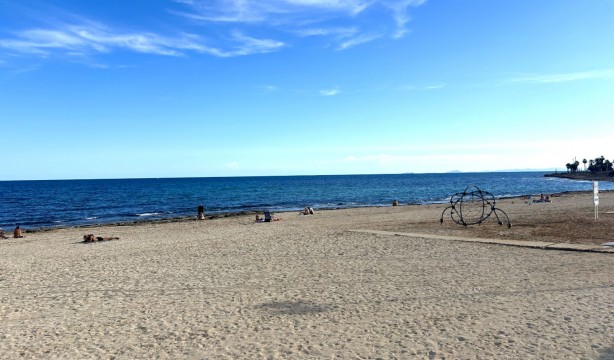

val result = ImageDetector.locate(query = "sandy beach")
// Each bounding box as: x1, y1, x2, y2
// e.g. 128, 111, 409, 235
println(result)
1, 191, 613, 359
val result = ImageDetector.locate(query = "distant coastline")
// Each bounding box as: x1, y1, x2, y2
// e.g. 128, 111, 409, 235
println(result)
545, 172, 614, 182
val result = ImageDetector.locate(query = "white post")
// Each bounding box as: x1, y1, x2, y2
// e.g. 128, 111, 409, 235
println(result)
593, 181, 599, 220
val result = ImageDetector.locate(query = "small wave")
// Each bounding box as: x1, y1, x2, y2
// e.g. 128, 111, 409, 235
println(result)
238, 203, 274, 209
136, 212, 162, 217
52, 220, 65, 223
85, 217, 98, 220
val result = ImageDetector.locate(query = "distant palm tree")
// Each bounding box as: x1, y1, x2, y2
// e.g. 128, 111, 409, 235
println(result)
566, 163, 571, 173
583, 158, 587, 171
573, 160, 580, 173
597, 156, 605, 171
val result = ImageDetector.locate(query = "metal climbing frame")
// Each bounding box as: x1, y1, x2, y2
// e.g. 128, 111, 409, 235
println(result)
439, 185, 511, 228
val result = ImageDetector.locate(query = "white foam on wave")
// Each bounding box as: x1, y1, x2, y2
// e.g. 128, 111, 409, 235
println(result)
85, 217, 98, 220
137, 212, 161, 217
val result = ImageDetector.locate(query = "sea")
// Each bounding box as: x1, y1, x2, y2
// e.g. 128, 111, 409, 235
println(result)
1, 172, 610, 231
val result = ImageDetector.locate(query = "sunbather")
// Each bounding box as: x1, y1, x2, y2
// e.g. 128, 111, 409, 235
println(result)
264, 211, 281, 222
13, 225, 24, 238
83, 234, 120, 243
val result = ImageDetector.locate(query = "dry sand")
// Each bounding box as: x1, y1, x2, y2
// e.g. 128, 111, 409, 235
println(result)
1, 191, 613, 359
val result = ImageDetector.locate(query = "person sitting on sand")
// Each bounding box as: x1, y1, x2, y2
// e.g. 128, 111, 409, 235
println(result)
255, 215, 264, 223
300, 207, 315, 215
533, 194, 552, 203
0, 228, 9, 239
263, 211, 281, 222
13, 225, 24, 238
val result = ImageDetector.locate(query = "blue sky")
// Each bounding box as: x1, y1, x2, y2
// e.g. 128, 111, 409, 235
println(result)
1, 0, 613, 180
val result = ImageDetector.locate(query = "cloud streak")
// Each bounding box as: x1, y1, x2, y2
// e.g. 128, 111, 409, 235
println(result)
320, 88, 340, 96
507, 69, 614, 84
0, 0, 425, 63
337, 33, 381, 50
0, 21, 284, 59
172, 0, 375, 23
174, 0, 426, 50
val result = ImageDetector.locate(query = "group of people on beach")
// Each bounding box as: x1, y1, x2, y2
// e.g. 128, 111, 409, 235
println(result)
255, 213, 282, 222
532, 194, 552, 203
0, 225, 24, 239
301, 207, 314, 215
197, 202, 314, 223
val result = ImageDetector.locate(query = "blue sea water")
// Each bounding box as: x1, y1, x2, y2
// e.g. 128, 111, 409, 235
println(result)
0, 172, 610, 230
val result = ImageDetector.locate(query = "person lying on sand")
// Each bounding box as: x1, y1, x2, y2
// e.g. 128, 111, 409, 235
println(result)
97, 236, 120, 241
0, 228, 9, 239
83, 234, 120, 243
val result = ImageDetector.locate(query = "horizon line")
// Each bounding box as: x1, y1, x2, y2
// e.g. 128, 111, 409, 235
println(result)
0, 169, 558, 182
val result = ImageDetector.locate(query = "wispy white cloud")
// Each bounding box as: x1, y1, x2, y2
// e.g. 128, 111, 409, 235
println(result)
0, 0, 425, 63
284, 0, 371, 14
425, 83, 446, 89
172, 0, 374, 22
223, 31, 285, 56
396, 83, 446, 91
320, 88, 340, 96
259, 84, 280, 92
294, 26, 358, 37
337, 33, 381, 50
168, 1, 266, 23
507, 69, 614, 84
383, 0, 426, 39
0, 21, 285, 59
0, 23, 209, 58
174, 0, 426, 50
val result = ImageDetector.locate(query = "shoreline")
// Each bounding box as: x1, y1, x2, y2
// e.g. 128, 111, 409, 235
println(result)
4, 172, 611, 232
11, 190, 614, 244
15, 189, 612, 233
10, 190, 588, 233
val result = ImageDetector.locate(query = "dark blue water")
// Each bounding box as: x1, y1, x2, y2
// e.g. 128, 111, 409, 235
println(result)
0, 172, 610, 230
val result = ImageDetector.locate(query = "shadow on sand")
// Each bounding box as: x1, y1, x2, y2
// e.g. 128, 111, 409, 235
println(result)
598, 345, 614, 360
257, 300, 328, 316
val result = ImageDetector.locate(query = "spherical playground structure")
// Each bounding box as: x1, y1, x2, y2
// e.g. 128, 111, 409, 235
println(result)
440, 185, 511, 228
